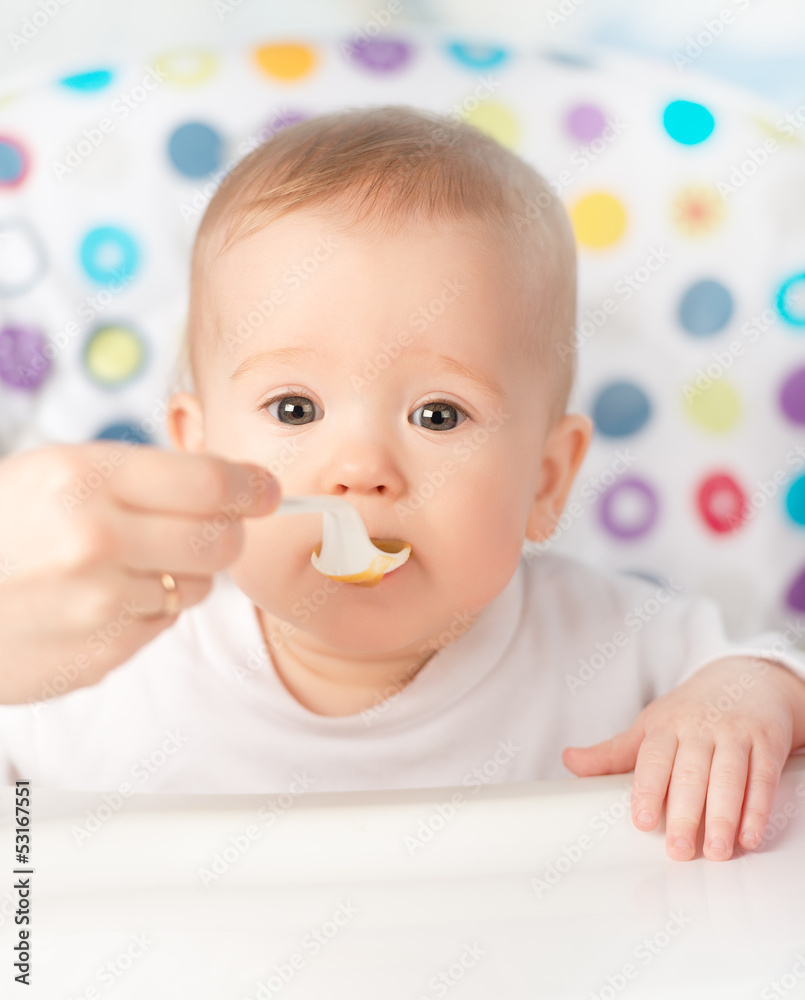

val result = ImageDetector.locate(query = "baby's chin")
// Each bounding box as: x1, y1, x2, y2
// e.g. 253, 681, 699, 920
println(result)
228, 559, 437, 654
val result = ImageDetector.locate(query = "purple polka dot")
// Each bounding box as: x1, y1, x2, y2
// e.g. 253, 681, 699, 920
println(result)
599, 477, 659, 540
780, 367, 805, 425
786, 565, 805, 613
0, 325, 50, 390
347, 38, 412, 73
565, 104, 607, 142
263, 109, 308, 136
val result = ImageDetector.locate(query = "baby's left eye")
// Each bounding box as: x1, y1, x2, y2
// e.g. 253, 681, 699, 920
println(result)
409, 400, 468, 432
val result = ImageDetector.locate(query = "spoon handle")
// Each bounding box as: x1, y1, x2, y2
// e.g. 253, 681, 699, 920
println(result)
272, 495, 353, 517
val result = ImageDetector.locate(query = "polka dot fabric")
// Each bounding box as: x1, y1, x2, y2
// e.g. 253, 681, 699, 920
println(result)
0, 39, 803, 642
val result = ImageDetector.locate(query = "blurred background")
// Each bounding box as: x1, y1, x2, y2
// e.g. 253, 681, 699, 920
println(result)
0, 0, 803, 639
2, 0, 805, 108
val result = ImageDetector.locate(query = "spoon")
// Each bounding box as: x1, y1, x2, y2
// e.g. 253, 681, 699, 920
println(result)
272, 495, 412, 588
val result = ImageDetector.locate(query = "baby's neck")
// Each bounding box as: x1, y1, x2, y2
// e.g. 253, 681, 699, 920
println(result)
255, 608, 437, 717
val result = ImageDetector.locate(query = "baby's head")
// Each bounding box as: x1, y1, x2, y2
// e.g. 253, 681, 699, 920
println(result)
168, 105, 591, 657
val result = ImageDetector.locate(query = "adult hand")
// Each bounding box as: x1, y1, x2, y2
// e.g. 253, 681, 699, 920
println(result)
0, 441, 280, 704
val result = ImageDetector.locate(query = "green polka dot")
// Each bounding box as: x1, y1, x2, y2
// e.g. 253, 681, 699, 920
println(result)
84, 325, 146, 387
684, 379, 741, 432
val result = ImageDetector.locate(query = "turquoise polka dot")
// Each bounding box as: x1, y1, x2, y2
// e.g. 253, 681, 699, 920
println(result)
61, 69, 114, 92
775, 272, 805, 327
678, 279, 734, 335
168, 122, 223, 178
786, 475, 805, 526
592, 381, 652, 437
663, 100, 715, 145
445, 42, 508, 70
0, 138, 26, 185
80, 226, 140, 285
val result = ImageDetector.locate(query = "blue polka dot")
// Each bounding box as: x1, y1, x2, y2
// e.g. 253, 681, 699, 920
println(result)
775, 272, 805, 327
445, 42, 508, 70
168, 122, 224, 178
678, 279, 734, 336
60, 69, 114, 92
95, 421, 151, 445
80, 226, 140, 285
663, 100, 715, 145
0, 139, 26, 185
786, 475, 805, 526
592, 381, 652, 437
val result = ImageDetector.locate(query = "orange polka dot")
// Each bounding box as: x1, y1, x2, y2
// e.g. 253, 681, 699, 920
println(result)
254, 43, 317, 81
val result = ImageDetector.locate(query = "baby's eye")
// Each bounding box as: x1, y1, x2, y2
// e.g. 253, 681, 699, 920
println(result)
409, 400, 468, 432
263, 394, 322, 426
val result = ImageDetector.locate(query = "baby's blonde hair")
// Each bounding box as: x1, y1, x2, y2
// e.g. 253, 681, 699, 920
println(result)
182, 104, 577, 423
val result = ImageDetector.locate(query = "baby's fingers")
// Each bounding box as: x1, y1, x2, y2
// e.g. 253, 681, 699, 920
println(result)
664, 737, 715, 860
631, 731, 678, 832
701, 738, 750, 861
735, 744, 787, 852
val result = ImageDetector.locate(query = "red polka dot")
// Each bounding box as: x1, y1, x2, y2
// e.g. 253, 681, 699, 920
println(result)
697, 472, 747, 534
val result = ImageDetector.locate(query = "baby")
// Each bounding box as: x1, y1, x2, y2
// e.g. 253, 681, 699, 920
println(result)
2, 105, 805, 864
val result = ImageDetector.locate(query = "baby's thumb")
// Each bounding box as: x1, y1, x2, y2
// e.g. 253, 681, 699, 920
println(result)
562, 722, 643, 776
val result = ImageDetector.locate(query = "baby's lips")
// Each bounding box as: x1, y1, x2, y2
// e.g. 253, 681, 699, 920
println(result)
311, 539, 411, 586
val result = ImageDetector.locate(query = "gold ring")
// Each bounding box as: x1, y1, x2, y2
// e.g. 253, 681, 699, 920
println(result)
159, 572, 180, 617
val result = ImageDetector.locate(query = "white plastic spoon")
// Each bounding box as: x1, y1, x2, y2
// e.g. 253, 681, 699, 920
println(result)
272, 495, 411, 588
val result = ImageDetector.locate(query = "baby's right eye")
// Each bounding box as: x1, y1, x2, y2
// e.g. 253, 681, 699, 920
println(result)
262, 394, 323, 426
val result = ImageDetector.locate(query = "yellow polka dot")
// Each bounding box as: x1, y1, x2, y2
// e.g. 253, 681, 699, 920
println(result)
570, 192, 627, 249
254, 43, 317, 81
84, 326, 146, 386
152, 51, 218, 87
463, 101, 519, 149
684, 379, 741, 433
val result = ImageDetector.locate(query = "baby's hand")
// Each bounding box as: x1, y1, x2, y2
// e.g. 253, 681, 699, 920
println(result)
562, 656, 805, 861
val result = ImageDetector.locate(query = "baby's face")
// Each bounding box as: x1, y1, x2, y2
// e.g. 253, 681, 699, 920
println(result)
172, 210, 583, 654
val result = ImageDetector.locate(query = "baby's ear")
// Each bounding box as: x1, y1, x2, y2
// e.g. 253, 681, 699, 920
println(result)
167, 392, 205, 453
525, 413, 592, 542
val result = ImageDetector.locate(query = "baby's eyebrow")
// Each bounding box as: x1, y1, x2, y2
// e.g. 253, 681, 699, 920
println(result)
229, 345, 317, 381
229, 344, 505, 401
412, 350, 506, 402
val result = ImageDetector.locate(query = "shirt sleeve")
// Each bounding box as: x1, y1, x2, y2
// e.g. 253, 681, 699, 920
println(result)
670, 594, 805, 688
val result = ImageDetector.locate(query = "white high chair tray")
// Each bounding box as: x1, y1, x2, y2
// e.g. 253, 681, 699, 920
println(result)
1, 755, 805, 998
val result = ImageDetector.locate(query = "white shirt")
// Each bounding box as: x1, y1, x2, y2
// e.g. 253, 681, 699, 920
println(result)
1, 551, 804, 795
